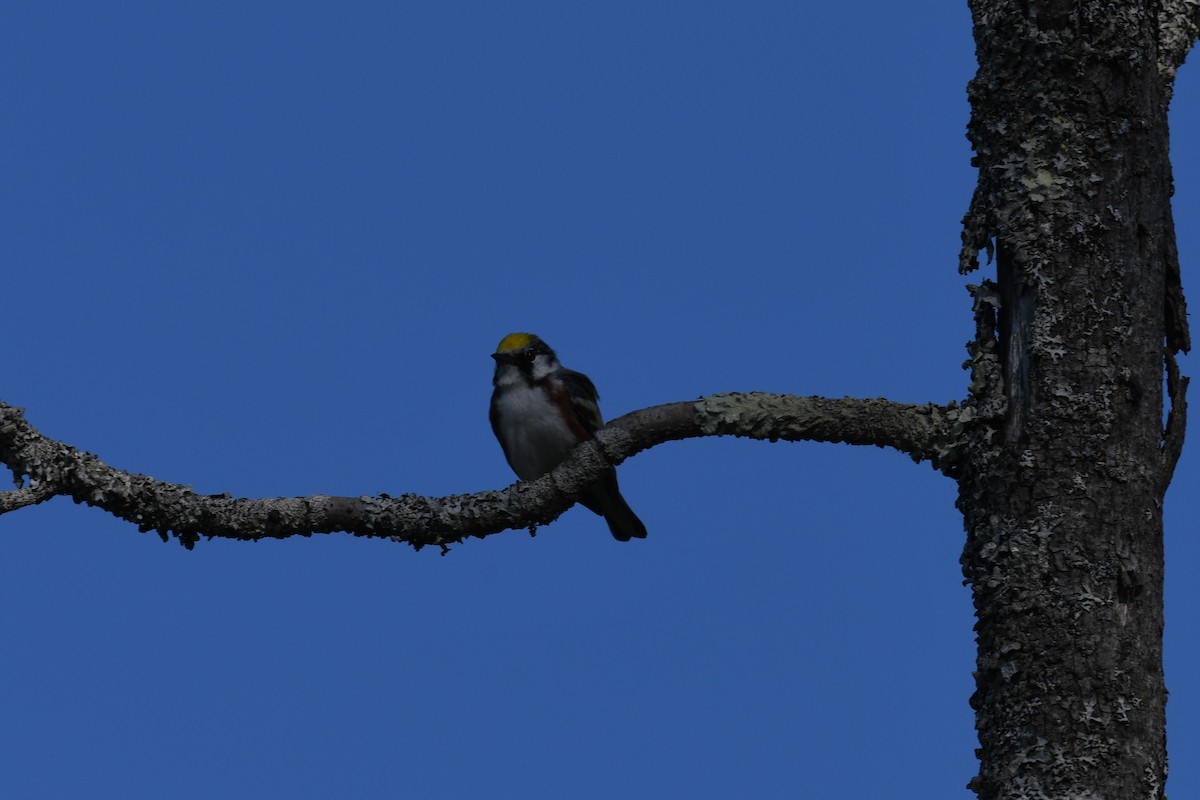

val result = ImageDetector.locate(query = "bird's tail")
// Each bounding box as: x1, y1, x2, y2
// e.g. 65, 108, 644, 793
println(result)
602, 492, 647, 542
581, 470, 647, 542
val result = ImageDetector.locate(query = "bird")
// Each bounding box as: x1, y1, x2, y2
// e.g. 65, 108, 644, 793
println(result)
489, 332, 647, 541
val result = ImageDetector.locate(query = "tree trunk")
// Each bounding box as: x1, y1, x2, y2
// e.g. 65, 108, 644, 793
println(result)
958, 2, 1189, 796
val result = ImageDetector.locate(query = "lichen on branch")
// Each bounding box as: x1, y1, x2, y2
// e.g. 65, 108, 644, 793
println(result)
0, 394, 960, 549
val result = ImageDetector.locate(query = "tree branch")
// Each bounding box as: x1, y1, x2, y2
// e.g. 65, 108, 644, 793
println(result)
0, 479, 59, 514
1159, 0, 1200, 81
0, 394, 962, 549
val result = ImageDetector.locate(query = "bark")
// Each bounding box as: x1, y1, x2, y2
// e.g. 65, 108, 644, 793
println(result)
958, 1, 1191, 796
1159, 0, 1200, 86
0, 394, 958, 550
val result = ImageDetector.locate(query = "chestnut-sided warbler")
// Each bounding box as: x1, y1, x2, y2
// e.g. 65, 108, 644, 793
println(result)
489, 332, 647, 541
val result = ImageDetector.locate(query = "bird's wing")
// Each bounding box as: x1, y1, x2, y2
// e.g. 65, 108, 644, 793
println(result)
556, 368, 603, 437
488, 390, 515, 465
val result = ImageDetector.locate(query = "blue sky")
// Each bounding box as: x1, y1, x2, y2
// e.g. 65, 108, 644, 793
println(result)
2, 3, 1197, 798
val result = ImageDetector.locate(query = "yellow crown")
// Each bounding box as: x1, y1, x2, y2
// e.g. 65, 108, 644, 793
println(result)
495, 332, 538, 353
